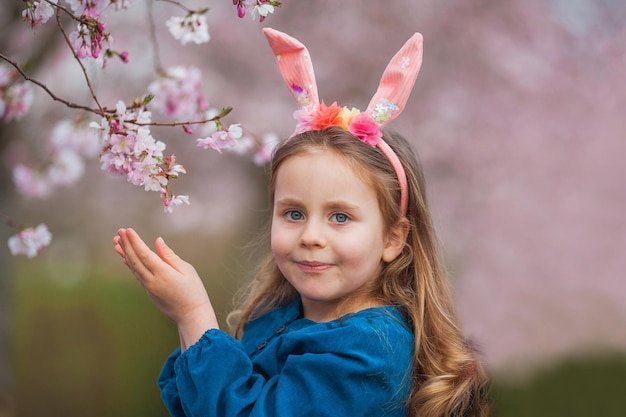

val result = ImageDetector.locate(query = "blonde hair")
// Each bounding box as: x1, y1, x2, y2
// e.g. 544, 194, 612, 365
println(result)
229, 127, 490, 416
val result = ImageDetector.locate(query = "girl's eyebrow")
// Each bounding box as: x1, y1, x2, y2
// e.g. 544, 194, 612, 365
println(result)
274, 197, 303, 207
274, 197, 360, 211
324, 201, 360, 211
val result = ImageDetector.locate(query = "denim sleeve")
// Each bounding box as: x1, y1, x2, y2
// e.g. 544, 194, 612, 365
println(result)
157, 324, 411, 417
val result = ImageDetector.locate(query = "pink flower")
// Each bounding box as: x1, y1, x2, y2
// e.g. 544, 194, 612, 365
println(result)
312, 101, 343, 130
252, 133, 279, 165
148, 66, 208, 120
162, 192, 190, 214
1, 82, 34, 121
196, 124, 243, 153
8, 224, 52, 258
21, 0, 57, 28
293, 106, 316, 134
12, 165, 53, 198
347, 112, 382, 146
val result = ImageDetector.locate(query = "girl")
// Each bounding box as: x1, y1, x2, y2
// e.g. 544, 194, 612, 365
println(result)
114, 28, 489, 416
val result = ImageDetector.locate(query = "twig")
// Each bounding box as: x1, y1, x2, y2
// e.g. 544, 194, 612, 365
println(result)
148, 0, 164, 74
56, 9, 106, 116
0, 52, 101, 115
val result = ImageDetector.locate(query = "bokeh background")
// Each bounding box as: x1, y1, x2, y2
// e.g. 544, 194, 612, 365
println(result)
1, 0, 625, 416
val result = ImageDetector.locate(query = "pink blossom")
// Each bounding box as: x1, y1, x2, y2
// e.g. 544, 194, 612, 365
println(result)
21, 0, 58, 28
65, 0, 107, 18
293, 106, 316, 134
252, 133, 279, 165
68, 24, 93, 59
347, 112, 382, 146
50, 119, 99, 158
12, 165, 53, 198
196, 124, 243, 153
148, 66, 208, 120
8, 224, 52, 258
162, 191, 191, 214
47, 150, 85, 187
1, 82, 34, 121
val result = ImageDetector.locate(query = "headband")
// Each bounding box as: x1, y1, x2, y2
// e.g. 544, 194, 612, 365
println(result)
263, 28, 423, 216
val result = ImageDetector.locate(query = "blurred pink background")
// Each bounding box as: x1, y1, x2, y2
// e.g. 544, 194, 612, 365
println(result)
2, 0, 625, 385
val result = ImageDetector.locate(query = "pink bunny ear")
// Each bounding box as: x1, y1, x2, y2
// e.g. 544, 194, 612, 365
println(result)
367, 33, 423, 127
262, 28, 320, 109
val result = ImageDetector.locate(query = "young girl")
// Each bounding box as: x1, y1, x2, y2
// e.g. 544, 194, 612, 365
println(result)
114, 28, 489, 416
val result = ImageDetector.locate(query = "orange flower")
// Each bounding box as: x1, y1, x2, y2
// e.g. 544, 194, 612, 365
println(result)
312, 101, 343, 130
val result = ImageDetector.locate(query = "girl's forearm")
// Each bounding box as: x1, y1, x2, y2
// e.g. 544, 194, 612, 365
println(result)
177, 304, 220, 352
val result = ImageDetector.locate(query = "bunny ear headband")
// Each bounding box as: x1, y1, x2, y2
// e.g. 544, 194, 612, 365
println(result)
263, 28, 423, 216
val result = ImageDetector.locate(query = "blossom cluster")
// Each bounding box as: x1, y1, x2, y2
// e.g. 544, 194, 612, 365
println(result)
8, 224, 53, 258
233, 0, 281, 21
13, 119, 99, 198
21, 0, 130, 67
0, 64, 34, 122
3, 0, 287, 258
166, 11, 210, 45
91, 101, 189, 213
148, 66, 208, 120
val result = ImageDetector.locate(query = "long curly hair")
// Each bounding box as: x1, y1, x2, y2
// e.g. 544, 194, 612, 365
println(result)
228, 127, 490, 417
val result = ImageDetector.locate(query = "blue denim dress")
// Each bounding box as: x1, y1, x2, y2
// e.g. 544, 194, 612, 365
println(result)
158, 298, 414, 416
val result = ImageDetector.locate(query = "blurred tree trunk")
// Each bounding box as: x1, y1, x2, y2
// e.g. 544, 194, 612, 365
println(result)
0, 3, 64, 415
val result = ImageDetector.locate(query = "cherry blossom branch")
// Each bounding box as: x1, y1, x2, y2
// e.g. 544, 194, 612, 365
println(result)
131, 107, 233, 128
55, 9, 106, 115
0, 52, 101, 115
157, 0, 205, 15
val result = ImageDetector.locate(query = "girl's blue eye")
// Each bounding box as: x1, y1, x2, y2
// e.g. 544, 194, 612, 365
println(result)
331, 213, 349, 223
286, 210, 304, 221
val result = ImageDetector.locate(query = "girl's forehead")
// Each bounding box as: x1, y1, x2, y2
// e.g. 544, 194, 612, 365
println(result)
273, 151, 380, 206
277, 147, 374, 185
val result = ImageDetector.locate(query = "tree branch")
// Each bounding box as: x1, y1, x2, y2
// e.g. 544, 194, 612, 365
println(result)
0, 52, 102, 115
55, 10, 105, 115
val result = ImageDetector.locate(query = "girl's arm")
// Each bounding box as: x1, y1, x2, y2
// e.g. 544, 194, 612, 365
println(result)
113, 228, 219, 351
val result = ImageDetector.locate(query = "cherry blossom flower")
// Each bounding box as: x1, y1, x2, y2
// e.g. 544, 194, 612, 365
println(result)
148, 66, 208, 120
50, 119, 100, 158
13, 165, 54, 198
161, 189, 190, 214
8, 224, 52, 258
46, 149, 86, 187
252, 132, 279, 165
92, 100, 187, 211
234, 0, 281, 21
196, 123, 243, 153
166, 13, 210, 45
21, 0, 58, 28
65, 0, 108, 18
0, 81, 34, 122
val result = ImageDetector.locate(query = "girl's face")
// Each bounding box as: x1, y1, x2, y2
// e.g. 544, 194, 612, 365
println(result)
271, 150, 400, 322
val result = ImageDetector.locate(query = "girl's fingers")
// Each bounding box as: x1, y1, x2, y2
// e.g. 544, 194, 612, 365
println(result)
120, 228, 175, 280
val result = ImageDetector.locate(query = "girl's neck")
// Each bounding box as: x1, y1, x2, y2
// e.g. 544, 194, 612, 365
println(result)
301, 297, 386, 322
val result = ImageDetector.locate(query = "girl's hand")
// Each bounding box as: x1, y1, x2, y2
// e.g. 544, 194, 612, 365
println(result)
113, 228, 219, 350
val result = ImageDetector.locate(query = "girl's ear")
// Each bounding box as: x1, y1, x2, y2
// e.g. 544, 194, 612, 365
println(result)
382, 218, 409, 263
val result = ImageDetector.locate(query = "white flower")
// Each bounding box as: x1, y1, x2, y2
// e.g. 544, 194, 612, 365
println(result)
8, 224, 52, 258
166, 13, 210, 45
163, 194, 190, 214
253, 3, 275, 19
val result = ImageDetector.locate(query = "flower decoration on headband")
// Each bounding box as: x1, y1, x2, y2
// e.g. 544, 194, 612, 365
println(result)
263, 28, 423, 216
293, 100, 382, 146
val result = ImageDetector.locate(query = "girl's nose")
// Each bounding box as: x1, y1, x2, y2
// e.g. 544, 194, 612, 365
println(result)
298, 220, 326, 248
